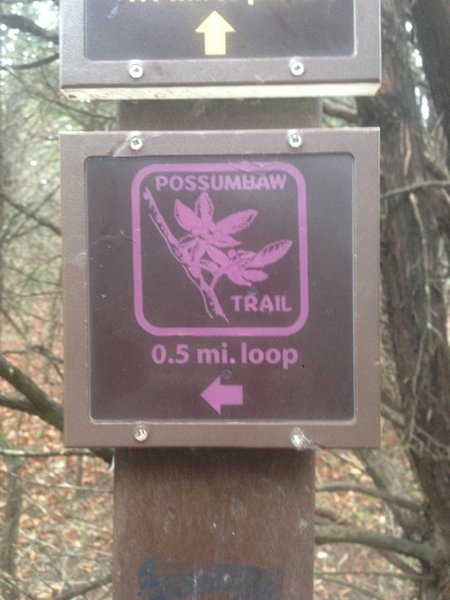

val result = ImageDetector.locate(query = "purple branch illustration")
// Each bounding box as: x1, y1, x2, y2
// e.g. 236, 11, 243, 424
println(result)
144, 188, 293, 322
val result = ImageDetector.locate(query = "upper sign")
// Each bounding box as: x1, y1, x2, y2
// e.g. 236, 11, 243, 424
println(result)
60, 0, 381, 100
61, 129, 380, 448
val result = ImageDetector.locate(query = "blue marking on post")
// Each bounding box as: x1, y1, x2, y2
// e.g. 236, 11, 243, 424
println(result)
138, 559, 282, 600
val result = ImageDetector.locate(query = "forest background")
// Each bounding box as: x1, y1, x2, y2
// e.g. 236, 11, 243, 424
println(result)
0, 0, 449, 599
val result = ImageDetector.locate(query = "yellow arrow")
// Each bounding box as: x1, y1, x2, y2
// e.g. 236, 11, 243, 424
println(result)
195, 11, 235, 56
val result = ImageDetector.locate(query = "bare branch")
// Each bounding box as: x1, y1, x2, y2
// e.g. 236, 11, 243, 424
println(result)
315, 569, 432, 582
10, 53, 59, 70
315, 507, 351, 526
0, 395, 113, 465
4, 188, 61, 236
315, 524, 437, 564
317, 481, 423, 512
0, 354, 63, 431
51, 574, 112, 600
357, 449, 426, 538
377, 550, 423, 577
317, 576, 385, 600
323, 99, 359, 123
0, 13, 58, 42
0, 393, 49, 422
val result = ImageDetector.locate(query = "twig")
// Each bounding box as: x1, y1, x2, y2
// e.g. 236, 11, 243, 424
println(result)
12, 53, 59, 70
315, 569, 432, 582
317, 576, 385, 600
4, 187, 61, 235
381, 179, 450, 199
0, 448, 92, 459
0, 573, 37, 600
51, 574, 112, 600
0, 469, 112, 494
330, 451, 365, 473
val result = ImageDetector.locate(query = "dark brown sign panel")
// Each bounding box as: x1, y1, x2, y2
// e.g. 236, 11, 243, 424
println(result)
61, 129, 379, 448
60, 0, 381, 100
85, 0, 354, 61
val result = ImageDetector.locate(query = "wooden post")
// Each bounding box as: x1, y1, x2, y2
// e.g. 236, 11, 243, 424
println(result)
113, 98, 320, 600
114, 449, 314, 599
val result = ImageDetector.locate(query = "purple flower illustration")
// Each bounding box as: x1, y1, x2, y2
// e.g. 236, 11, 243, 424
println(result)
144, 189, 293, 322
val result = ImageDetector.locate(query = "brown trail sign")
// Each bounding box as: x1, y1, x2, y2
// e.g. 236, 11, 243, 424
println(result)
61, 128, 379, 449
60, 0, 381, 100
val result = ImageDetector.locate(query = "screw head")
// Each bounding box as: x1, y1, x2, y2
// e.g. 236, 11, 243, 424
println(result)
287, 130, 303, 149
130, 135, 144, 152
133, 426, 148, 443
128, 61, 144, 79
221, 369, 232, 381
291, 428, 309, 450
290, 58, 305, 77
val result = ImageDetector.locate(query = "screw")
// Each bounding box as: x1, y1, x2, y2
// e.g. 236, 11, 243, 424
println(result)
291, 428, 309, 450
221, 369, 232, 380
130, 135, 144, 152
133, 426, 148, 443
288, 130, 302, 149
290, 57, 305, 77
128, 61, 144, 79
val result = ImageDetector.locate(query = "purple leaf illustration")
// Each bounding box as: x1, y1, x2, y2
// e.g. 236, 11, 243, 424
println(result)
200, 259, 220, 274
206, 246, 230, 267
226, 266, 269, 286
241, 269, 269, 282
209, 232, 241, 248
247, 240, 293, 268
174, 193, 243, 248
215, 210, 257, 235
222, 242, 291, 288
195, 191, 214, 225
147, 189, 293, 322
226, 270, 253, 287
174, 200, 200, 233
228, 249, 256, 265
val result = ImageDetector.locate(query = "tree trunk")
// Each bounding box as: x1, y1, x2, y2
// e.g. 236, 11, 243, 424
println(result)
358, 0, 450, 597
0, 428, 23, 600
412, 0, 450, 169
0, 0, 4, 336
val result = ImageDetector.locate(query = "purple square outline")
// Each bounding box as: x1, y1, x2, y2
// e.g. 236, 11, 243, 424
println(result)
132, 161, 309, 337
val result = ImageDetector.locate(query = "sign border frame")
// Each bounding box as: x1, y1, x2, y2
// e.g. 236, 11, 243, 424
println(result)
132, 161, 309, 337
61, 128, 380, 448
60, 0, 381, 100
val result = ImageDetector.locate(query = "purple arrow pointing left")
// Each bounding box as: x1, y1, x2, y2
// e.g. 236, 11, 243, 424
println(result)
201, 376, 244, 415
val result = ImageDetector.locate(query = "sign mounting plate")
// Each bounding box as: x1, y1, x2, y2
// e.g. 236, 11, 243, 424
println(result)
60, 0, 381, 100
61, 129, 380, 448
